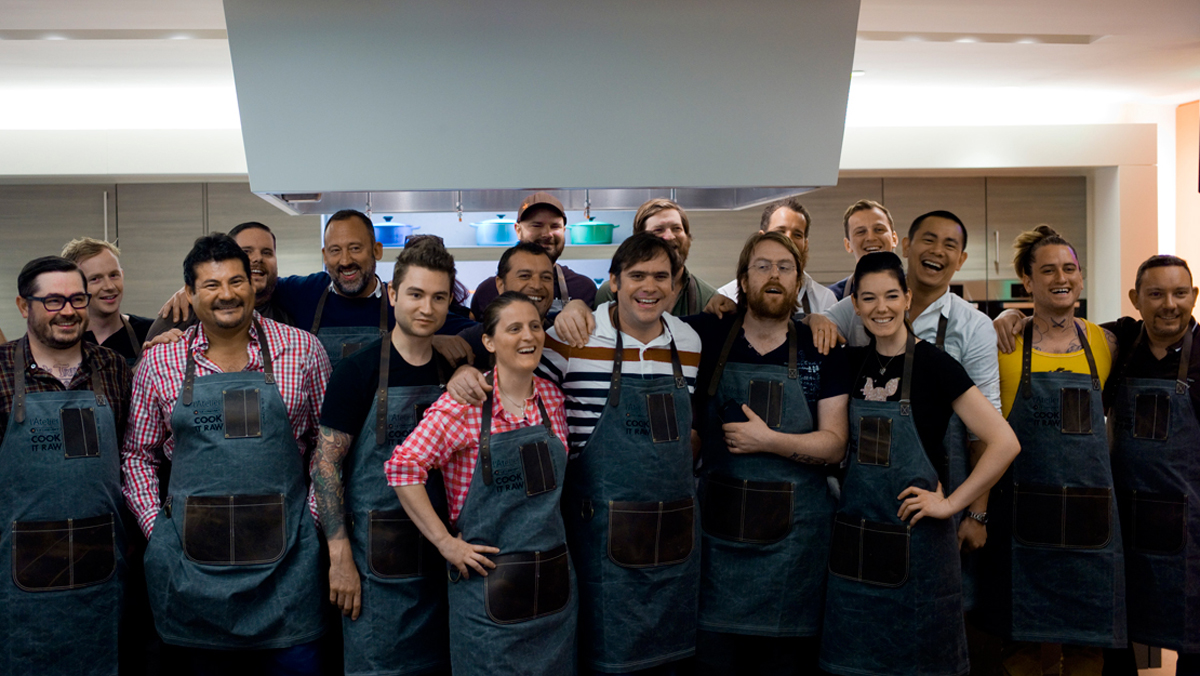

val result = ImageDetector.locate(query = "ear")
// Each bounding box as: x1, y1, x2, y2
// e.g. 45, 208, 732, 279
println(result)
890, 230, 899, 247
495, 276, 506, 294
387, 283, 398, 308
844, 238, 852, 255
16, 296, 28, 320
373, 241, 383, 261
851, 294, 861, 316
481, 332, 497, 355
905, 288, 913, 311
185, 285, 197, 311
1021, 274, 1034, 296
901, 237, 911, 258
609, 273, 619, 291
955, 249, 968, 270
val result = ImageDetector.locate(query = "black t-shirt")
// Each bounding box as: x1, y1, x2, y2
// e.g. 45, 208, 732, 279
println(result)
83, 314, 153, 363
684, 313, 851, 423
320, 336, 447, 437
1103, 317, 1200, 421
847, 341, 975, 475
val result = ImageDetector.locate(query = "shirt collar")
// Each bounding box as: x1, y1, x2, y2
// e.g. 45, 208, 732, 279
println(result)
594, 301, 675, 348
188, 311, 273, 369
327, 274, 384, 298
489, 369, 540, 423
914, 287, 954, 321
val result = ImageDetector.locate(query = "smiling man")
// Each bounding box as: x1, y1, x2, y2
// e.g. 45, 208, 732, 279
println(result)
61, 237, 153, 366
123, 233, 331, 675
459, 242, 555, 372
0, 256, 133, 676
538, 232, 702, 674
827, 200, 899, 301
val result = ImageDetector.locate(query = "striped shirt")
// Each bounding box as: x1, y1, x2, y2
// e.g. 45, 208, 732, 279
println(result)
122, 314, 331, 536
384, 373, 569, 524
537, 301, 701, 454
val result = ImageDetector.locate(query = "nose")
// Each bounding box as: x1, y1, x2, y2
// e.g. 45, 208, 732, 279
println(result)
659, 230, 676, 242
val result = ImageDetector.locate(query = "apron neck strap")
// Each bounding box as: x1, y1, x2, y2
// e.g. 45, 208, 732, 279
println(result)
375, 334, 392, 442
122, 315, 142, 359
310, 286, 331, 334
609, 306, 685, 408
181, 319, 273, 407
1021, 317, 1100, 396
377, 287, 389, 335
1076, 321, 1101, 390
89, 355, 108, 407
685, 274, 699, 316
1178, 325, 1194, 394
801, 291, 811, 317
707, 314, 744, 397
555, 264, 570, 305
478, 370, 549, 486
13, 338, 28, 423
935, 313, 948, 351
899, 330, 915, 416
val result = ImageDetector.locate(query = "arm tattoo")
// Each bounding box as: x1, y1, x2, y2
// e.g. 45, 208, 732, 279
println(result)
788, 452, 825, 465
313, 425, 354, 540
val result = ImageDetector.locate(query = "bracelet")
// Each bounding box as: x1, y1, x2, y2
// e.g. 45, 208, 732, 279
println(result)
967, 511, 988, 525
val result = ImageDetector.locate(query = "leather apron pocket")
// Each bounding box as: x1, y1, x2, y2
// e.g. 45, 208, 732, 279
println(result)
368, 509, 439, 578
223, 389, 262, 439
828, 513, 910, 587
856, 416, 893, 466
519, 440, 557, 497
701, 474, 794, 544
60, 407, 100, 459
607, 497, 695, 568
747, 380, 785, 429
1133, 394, 1171, 441
646, 393, 680, 443
1013, 485, 1112, 549
484, 544, 570, 624
183, 494, 286, 565
12, 513, 116, 591
341, 342, 366, 359
1060, 388, 1094, 434
1121, 491, 1187, 554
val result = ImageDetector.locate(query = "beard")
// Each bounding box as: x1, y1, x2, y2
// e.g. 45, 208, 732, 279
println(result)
331, 264, 367, 296
747, 282, 798, 321
210, 299, 248, 329
31, 315, 86, 350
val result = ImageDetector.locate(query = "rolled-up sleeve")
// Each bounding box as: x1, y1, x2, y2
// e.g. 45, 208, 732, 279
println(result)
385, 406, 470, 488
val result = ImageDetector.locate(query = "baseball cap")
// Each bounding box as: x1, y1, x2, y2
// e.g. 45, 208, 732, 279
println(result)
517, 192, 566, 222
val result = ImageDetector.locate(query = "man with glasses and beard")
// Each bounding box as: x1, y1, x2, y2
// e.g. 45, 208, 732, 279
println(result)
683, 231, 850, 675
0, 256, 133, 676
123, 234, 331, 674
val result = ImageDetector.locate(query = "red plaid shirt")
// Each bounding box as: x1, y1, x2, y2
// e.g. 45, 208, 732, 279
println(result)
122, 314, 331, 536
385, 372, 568, 524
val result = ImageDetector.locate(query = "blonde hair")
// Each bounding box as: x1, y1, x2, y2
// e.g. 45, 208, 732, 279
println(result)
61, 237, 120, 264
1012, 224, 1077, 278
842, 199, 893, 238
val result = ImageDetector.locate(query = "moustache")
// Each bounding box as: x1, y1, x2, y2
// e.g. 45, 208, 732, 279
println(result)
337, 264, 361, 274
212, 300, 245, 310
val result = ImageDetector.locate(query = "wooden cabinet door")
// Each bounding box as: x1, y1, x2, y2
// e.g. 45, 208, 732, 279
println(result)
985, 176, 1087, 302
115, 183, 206, 319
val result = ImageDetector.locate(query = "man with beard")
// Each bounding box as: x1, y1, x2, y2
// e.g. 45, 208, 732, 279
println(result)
593, 198, 719, 316
313, 237, 457, 676
123, 234, 331, 674
712, 197, 838, 317
61, 237, 154, 366
827, 200, 899, 301
684, 231, 850, 675
0, 256, 133, 676
469, 192, 597, 319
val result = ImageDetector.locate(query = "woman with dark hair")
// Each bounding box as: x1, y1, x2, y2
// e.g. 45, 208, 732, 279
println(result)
384, 291, 576, 675
820, 252, 1019, 676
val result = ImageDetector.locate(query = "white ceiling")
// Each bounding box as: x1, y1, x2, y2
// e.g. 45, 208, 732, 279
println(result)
0, 0, 1196, 128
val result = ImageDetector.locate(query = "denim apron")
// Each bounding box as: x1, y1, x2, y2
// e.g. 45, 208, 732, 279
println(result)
820, 334, 968, 676
120, 315, 143, 368
697, 316, 833, 636
977, 321, 1126, 647
550, 264, 572, 315
342, 338, 451, 675
0, 341, 125, 675
143, 320, 325, 649
446, 376, 577, 676
1110, 327, 1200, 652
311, 285, 388, 370
564, 312, 700, 672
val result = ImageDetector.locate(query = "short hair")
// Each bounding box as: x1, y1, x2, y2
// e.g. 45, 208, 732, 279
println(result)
18, 256, 87, 299
1135, 254, 1193, 293
633, 198, 690, 236
735, 230, 804, 315
497, 241, 552, 280
1012, 225, 1078, 279
481, 291, 541, 338
183, 233, 252, 290
228, 221, 276, 246
759, 197, 812, 236
852, 251, 908, 298
390, 235, 457, 292
61, 237, 120, 264
843, 199, 893, 239
908, 210, 968, 250
325, 209, 376, 244
609, 232, 682, 281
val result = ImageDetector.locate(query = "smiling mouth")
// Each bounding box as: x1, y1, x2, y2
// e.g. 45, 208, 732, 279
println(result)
527, 295, 544, 302
1051, 287, 1072, 295
871, 317, 895, 324
921, 260, 944, 272
635, 298, 659, 307
517, 346, 537, 354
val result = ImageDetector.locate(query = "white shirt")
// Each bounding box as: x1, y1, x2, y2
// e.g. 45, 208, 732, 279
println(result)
822, 288, 1001, 413
717, 272, 838, 317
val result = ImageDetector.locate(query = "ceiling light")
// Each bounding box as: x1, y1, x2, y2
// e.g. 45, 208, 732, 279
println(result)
955, 36, 979, 43
858, 31, 1098, 45
851, 70, 865, 78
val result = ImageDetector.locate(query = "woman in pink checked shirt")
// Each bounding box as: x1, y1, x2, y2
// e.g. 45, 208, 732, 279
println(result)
385, 291, 577, 676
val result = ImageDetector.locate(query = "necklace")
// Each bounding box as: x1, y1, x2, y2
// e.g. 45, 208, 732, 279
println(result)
874, 350, 900, 376
499, 388, 528, 415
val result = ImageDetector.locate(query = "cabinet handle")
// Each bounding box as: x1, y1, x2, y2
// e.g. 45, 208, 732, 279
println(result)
994, 230, 1000, 273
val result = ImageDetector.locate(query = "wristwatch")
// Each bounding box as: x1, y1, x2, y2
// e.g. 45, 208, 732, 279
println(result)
967, 511, 988, 525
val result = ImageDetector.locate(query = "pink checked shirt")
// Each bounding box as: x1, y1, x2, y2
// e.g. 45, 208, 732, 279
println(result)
122, 314, 331, 536
385, 372, 569, 524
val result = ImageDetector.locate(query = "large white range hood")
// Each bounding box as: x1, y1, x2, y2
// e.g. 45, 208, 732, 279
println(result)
223, 0, 861, 214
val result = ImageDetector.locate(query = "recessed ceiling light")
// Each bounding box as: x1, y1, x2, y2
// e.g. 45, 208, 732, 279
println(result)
955, 36, 979, 43
43, 34, 67, 40
851, 70, 865, 78
858, 31, 1098, 45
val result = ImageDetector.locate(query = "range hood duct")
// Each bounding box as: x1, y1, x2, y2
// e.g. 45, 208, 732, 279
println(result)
223, 0, 861, 214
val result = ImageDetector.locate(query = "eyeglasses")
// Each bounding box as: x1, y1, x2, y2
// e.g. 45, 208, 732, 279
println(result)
25, 293, 91, 312
749, 261, 797, 275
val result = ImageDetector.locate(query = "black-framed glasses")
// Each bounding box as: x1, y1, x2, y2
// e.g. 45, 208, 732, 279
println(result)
25, 293, 91, 312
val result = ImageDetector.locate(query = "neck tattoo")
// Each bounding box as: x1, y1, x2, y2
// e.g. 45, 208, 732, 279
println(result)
1050, 316, 1069, 329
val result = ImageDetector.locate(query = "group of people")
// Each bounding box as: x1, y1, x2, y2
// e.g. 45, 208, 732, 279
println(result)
0, 190, 1195, 676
